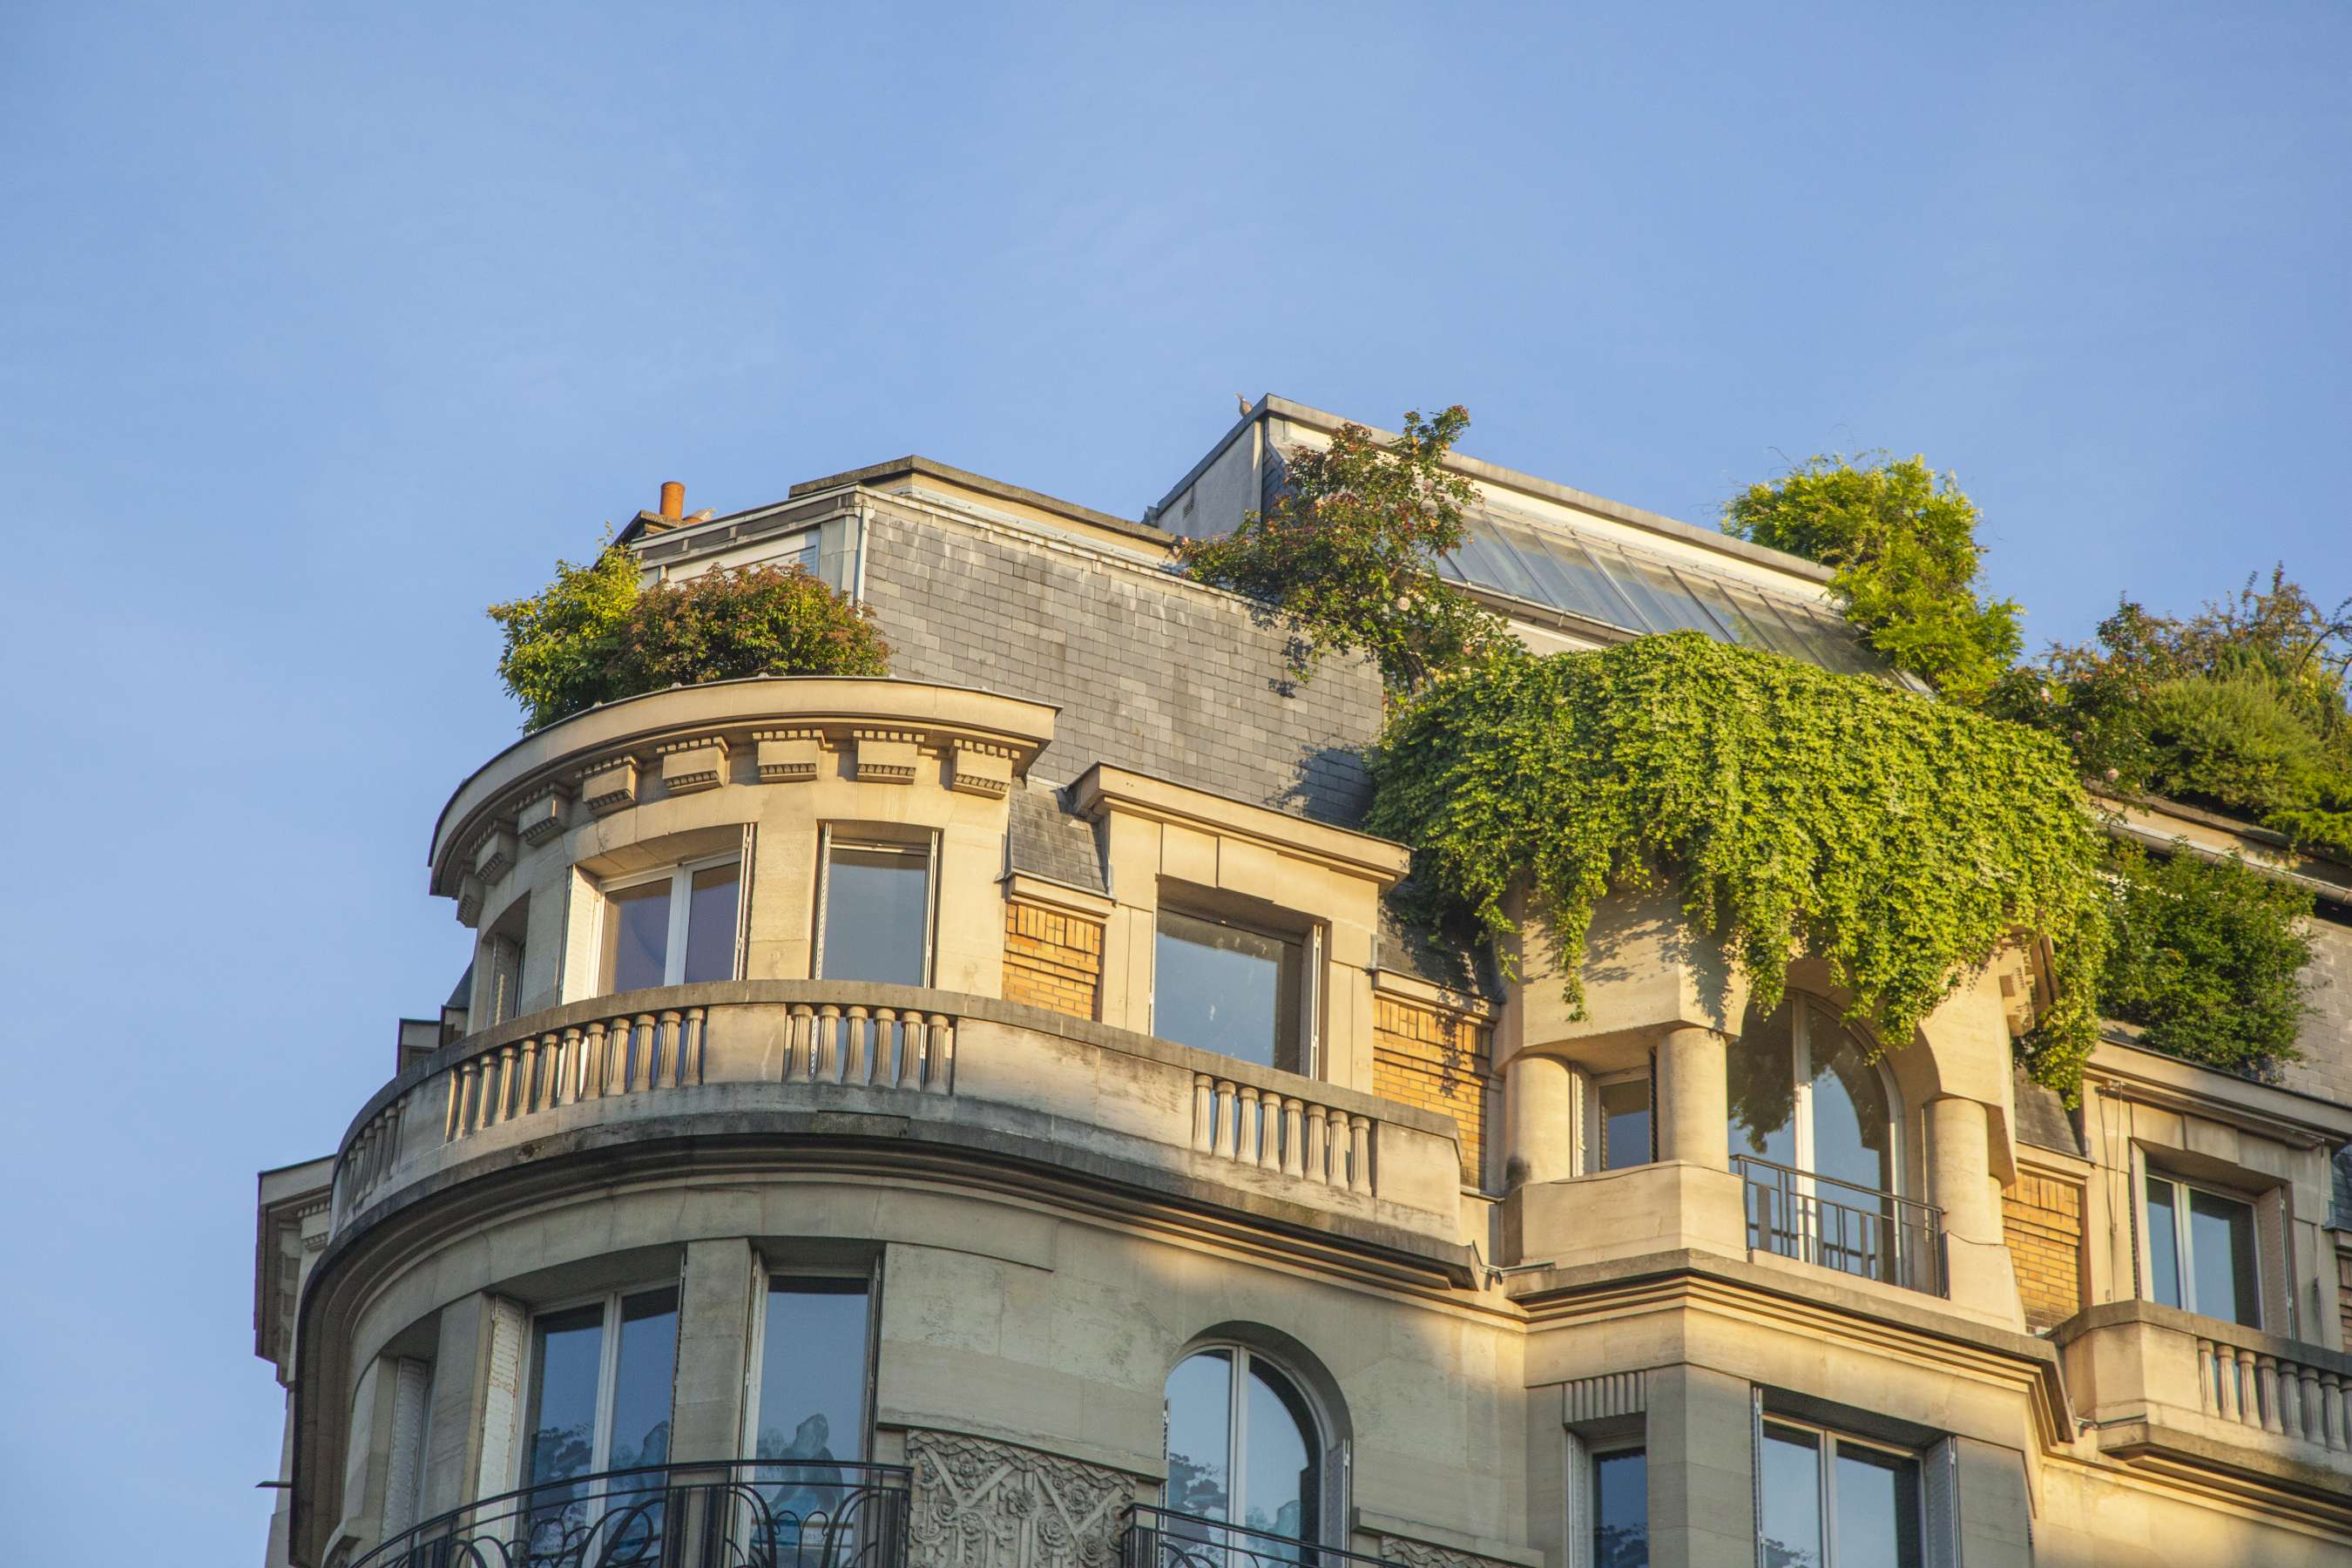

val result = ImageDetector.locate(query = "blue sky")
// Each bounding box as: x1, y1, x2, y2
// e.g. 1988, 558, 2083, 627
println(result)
2, 3, 2346, 1561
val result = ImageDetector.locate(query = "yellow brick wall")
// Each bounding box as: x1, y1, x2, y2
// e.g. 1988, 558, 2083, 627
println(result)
1003, 900, 1102, 1022
1373, 995, 1493, 1189
2003, 1171, 2085, 1332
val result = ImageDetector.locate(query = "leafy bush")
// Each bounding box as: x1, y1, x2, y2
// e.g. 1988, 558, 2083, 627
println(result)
1723, 454, 2022, 701
490, 545, 888, 730
1178, 405, 1504, 690
1366, 632, 2112, 1098
1987, 569, 2352, 861
2100, 844, 2312, 1078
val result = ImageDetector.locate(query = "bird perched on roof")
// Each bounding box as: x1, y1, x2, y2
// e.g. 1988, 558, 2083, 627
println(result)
1235, 393, 1250, 416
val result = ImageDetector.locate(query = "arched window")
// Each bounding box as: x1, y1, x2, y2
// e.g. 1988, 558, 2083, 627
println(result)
1164, 1348, 1326, 1544
1729, 997, 1926, 1289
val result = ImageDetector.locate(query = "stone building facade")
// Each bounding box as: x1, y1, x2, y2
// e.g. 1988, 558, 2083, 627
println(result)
253, 398, 2352, 1568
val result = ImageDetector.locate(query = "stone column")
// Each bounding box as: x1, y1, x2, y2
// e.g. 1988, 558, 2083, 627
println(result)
1506, 1052, 1576, 1188
670, 1238, 757, 1462
1657, 1026, 1728, 1171
1925, 1097, 1998, 1245
1646, 1364, 1755, 1568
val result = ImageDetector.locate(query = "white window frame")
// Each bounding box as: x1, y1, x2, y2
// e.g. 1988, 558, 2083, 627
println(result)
1754, 1413, 1926, 1568
1767, 1001, 1903, 1193
597, 851, 743, 992
1162, 1342, 1342, 1545
2139, 1169, 2266, 1328
517, 1282, 681, 1490
1147, 902, 1322, 1078
738, 1257, 882, 1463
812, 827, 939, 985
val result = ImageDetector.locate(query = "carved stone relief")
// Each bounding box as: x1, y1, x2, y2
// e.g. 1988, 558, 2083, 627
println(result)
907, 1429, 1145, 1568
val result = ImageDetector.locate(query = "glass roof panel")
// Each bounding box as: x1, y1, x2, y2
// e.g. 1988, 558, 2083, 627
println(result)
1489, 517, 1645, 626
1450, 517, 1550, 605
1588, 544, 1725, 637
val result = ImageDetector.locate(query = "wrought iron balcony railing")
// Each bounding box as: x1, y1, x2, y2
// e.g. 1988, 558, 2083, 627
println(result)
349, 1460, 910, 1568
1733, 1152, 1945, 1297
1120, 1504, 1389, 1568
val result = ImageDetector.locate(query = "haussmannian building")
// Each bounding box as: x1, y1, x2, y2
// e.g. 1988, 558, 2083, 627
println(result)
253, 397, 2352, 1568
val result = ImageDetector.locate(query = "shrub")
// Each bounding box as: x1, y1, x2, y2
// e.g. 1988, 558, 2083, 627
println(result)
1178, 405, 1503, 691
1723, 454, 2022, 701
2099, 844, 2312, 1078
490, 548, 888, 730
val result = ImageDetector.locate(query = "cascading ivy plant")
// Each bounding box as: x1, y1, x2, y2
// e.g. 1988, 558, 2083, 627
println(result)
1366, 632, 2114, 1098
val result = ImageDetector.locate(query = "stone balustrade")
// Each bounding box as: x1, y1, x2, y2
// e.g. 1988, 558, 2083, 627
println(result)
327, 981, 1465, 1245
2056, 1299, 2352, 1480
1192, 1073, 1373, 1193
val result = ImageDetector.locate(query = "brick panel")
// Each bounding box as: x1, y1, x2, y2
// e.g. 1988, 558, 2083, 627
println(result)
1003, 900, 1102, 1023
2003, 1172, 2085, 1332
2339, 1245, 2352, 1351
1373, 995, 1492, 1188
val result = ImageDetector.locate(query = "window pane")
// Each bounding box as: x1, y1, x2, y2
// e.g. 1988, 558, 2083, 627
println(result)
682, 863, 740, 984
2145, 1177, 2183, 1309
1165, 1350, 1233, 1523
608, 1288, 678, 1471
1833, 1444, 1922, 1568
1757, 1425, 1822, 1568
1806, 1013, 1895, 1196
524, 1305, 606, 1485
1599, 1078, 1652, 1171
1241, 1358, 1321, 1542
1729, 1003, 1798, 1166
755, 1279, 872, 1463
1592, 1450, 1648, 1568
821, 844, 929, 985
1154, 909, 1301, 1071
604, 882, 672, 994
2188, 1188, 2261, 1328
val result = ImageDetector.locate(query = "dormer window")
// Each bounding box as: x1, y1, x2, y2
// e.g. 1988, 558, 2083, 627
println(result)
1152, 905, 1312, 1074
598, 855, 740, 994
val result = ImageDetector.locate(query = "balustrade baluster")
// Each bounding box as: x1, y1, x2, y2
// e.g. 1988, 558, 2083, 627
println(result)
682, 1007, 706, 1085
2199, 1341, 2220, 1414
842, 1006, 868, 1085
925, 1016, 954, 1092
1235, 1086, 1262, 1165
815, 1005, 841, 1083
1304, 1107, 1329, 1182
1213, 1081, 1240, 1160
1348, 1115, 1373, 1193
630, 1015, 654, 1092
518, 1037, 539, 1114
1280, 1099, 1306, 1177
785, 1005, 812, 1081
1192, 1075, 1214, 1152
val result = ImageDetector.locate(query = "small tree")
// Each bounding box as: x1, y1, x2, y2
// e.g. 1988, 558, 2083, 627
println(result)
1724, 454, 2022, 701
2099, 844, 2312, 1078
489, 547, 889, 731
1178, 405, 1503, 691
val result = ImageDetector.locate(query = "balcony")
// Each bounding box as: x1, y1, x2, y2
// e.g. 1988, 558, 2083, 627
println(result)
2057, 1300, 2352, 1488
1121, 1504, 1384, 1568
1733, 1153, 1945, 1297
328, 980, 1475, 1266
352, 1460, 910, 1568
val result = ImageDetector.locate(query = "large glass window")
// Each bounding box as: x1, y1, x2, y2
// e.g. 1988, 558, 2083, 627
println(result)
1153, 908, 1306, 1072
1758, 1422, 1920, 1568
1598, 1074, 1652, 1172
521, 1288, 679, 1546
1591, 1448, 1647, 1567
817, 835, 933, 986
749, 1276, 872, 1463
1164, 1348, 1324, 1544
2145, 1173, 2262, 1328
600, 857, 740, 994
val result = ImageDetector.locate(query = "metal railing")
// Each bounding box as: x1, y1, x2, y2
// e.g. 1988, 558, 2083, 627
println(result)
1120, 1504, 1386, 1568
1732, 1153, 1944, 1297
350, 1460, 910, 1568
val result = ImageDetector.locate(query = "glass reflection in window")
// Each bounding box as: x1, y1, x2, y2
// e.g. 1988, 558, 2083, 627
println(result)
1757, 1422, 1921, 1568
1153, 909, 1304, 1072
1591, 1448, 1647, 1567
601, 858, 739, 994
2145, 1173, 2261, 1328
819, 838, 931, 986
1164, 1348, 1322, 1544
1598, 1077, 1652, 1171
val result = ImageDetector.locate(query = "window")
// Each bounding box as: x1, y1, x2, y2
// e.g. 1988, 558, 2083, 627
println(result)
747, 1276, 873, 1463
816, 832, 934, 986
1153, 908, 1308, 1073
2145, 1173, 2262, 1328
599, 857, 740, 994
1757, 1422, 1921, 1568
1590, 1448, 1647, 1567
1597, 1073, 1652, 1172
1729, 998, 1928, 1289
521, 1287, 679, 1540
1165, 1348, 1325, 1544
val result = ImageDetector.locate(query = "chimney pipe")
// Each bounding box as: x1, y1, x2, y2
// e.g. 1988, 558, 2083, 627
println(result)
659, 481, 685, 521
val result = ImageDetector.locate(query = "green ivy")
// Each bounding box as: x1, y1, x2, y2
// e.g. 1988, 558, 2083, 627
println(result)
1178, 405, 1504, 691
2099, 843, 2312, 1078
490, 546, 889, 731
1366, 633, 2112, 1098
1724, 454, 2022, 702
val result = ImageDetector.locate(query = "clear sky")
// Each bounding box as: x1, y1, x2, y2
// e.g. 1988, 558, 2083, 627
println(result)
3, 3, 2346, 1561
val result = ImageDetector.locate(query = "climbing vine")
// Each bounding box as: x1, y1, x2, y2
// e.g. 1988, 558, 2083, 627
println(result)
1366, 633, 2113, 1097
2099, 843, 2312, 1078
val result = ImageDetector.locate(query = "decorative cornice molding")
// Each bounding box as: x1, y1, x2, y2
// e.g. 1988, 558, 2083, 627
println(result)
579, 754, 639, 817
